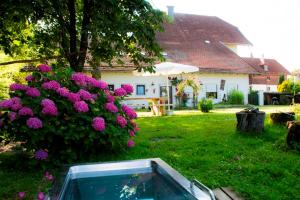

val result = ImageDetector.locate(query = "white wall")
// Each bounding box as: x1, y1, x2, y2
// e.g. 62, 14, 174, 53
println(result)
101, 71, 250, 107
250, 84, 278, 92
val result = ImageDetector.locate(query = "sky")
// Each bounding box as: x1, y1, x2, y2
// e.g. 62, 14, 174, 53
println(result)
149, 0, 300, 72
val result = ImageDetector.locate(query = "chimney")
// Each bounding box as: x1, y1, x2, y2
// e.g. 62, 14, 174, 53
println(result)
167, 6, 174, 21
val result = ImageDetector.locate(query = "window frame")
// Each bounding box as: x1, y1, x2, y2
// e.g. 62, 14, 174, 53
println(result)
136, 85, 146, 95
108, 84, 115, 91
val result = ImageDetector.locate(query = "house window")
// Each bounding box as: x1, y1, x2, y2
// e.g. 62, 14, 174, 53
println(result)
267, 86, 271, 91
136, 85, 145, 95
206, 92, 217, 99
108, 84, 114, 91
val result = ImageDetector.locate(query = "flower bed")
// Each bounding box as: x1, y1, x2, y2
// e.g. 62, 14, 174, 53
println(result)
0, 64, 138, 163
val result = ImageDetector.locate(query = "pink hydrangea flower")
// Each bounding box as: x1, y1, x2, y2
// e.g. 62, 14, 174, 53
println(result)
10, 97, 22, 111
129, 130, 135, 137
38, 64, 52, 72
18, 107, 33, 116
71, 72, 88, 86
106, 94, 115, 103
37, 191, 45, 200
122, 105, 137, 119
42, 105, 58, 116
0, 99, 14, 109
91, 79, 108, 90
127, 139, 135, 148
9, 83, 28, 91
56, 87, 70, 97
105, 103, 118, 113
122, 84, 134, 94
41, 99, 55, 107
26, 87, 40, 97
116, 115, 127, 128
114, 88, 127, 96
34, 149, 48, 160
45, 171, 54, 181
42, 80, 61, 90
25, 74, 35, 82
134, 126, 140, 132
78, 89, 93, 101
67, 92, 81, 103
9, 112, 17, 122
18, 191, 26, 199
92, 117, 105, 132
26, 117, 43, 129
74, 101, 89, 113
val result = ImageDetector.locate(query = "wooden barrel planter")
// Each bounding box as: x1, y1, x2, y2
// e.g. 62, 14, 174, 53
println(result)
236, 110, 266, 133
287, 121, 300, 151
270, 112, 295, 124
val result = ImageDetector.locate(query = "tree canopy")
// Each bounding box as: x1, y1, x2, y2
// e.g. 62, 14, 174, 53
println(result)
0, 0, 165, 72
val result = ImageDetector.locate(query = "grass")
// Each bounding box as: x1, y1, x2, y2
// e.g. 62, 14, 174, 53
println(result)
1, 111, 300, 199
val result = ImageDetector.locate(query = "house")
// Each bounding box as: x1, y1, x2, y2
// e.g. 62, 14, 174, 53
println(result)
243, 57, 290, 92
100, 7, 258, 107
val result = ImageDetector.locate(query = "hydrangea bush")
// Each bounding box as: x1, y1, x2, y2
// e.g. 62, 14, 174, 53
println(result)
0, 64, 138, 163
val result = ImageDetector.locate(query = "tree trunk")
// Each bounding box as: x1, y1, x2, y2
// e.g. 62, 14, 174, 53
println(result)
270, 112, 295, 124
287, 121, 300, 151
77, 0, 92, 72
67, 0, 78, 70
236, 111, 266, 133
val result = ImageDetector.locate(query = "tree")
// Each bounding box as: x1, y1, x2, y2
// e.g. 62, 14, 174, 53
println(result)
0, 0, 165, 73
279, 74, 285, 85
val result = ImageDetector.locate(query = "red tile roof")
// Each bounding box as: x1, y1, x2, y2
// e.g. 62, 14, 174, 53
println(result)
157, 13, 252, 45
155, 13, 258, 74
242, 57, 290, 75
244, 57, 290, 85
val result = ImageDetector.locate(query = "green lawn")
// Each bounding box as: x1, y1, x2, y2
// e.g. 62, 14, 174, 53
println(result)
1, 111, 300, 199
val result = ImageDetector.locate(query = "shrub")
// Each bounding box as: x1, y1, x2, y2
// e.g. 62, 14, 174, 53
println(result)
197, 98, 213, 112
0, 64, 138, 163
228, 89, 244, 105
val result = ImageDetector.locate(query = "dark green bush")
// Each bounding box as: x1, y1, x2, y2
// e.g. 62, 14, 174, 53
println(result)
197, 98, 213, 112
228, 89, 244, 105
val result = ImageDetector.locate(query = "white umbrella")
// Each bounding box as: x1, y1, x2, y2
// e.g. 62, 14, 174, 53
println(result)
134, 62, 199, 112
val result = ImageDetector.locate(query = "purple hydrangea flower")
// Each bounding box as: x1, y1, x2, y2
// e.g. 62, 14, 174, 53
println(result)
26, 117, 43, 129
121, 84, 134, 94
114, 88, 127, 96
105, 103, 118, 113
38, 64, 52, 72
78, 89, 93, 101
26, 87, 40, 97
9, 112, 17, 122
74, 101, 89, 113
127, 139, 135, 148
9, 83, 28, 91
56, 87, 69, 97
18, 107, 33, 116
42, 80, 61, 90
122, 105, 137, 119
67, 92, 81, 103
92, 117, 105, 132
34, 149, 48, 160
25, 74, 35, 82
116, 115, 127, 128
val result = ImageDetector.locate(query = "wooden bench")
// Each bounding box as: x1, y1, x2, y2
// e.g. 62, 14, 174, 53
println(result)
213, 187, 244, 200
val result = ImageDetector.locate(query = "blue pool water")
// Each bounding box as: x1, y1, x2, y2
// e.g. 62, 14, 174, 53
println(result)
61, 171, 198, 200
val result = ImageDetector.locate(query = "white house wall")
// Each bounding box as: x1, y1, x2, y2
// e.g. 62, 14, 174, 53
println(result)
101, 71, 249, 108
250, 84, 278, 92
